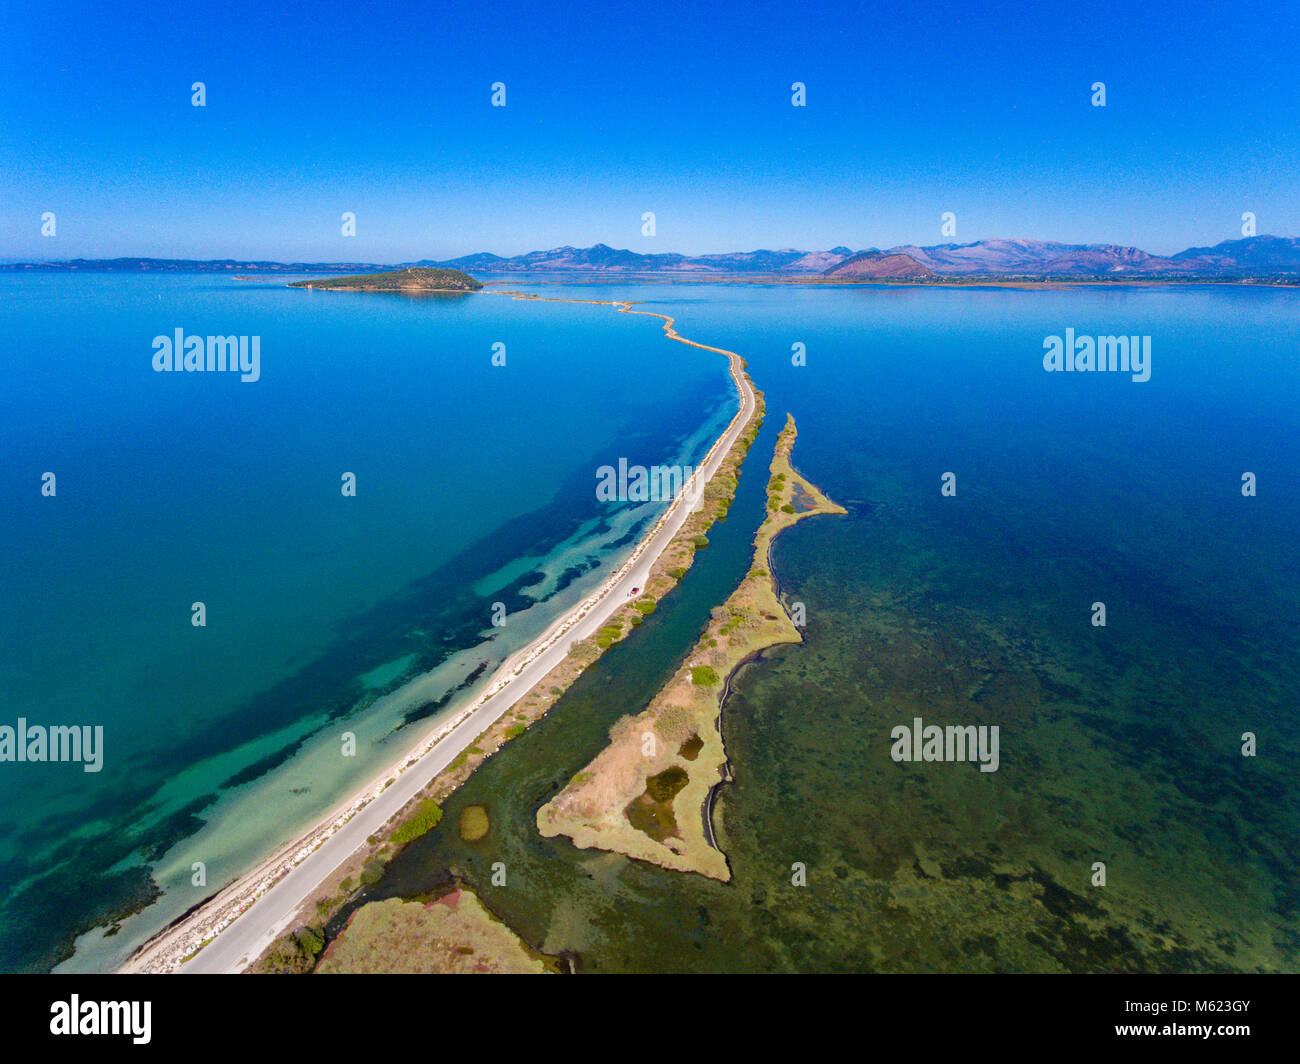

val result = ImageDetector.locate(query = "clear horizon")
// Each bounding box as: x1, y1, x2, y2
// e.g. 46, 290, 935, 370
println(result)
2, 0, 1298, 260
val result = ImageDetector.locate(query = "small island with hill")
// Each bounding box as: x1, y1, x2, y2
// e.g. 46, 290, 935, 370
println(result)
289, 266, 483, 292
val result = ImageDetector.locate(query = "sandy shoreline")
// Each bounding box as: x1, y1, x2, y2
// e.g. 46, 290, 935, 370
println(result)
120, 292, 757, 974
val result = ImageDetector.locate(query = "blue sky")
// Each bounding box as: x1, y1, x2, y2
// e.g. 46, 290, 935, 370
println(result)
2, 0, 1298, 260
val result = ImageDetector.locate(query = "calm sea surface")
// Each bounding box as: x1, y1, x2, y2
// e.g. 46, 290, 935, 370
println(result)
2, 276, 1296, 971
349, 280, 1299, 973
0, 273, 733, 971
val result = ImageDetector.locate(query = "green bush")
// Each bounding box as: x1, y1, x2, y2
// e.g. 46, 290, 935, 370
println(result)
691, 665, 720, 687
390, 799, 443, 844
295, 926, 324, 958
668, 567, 687, 581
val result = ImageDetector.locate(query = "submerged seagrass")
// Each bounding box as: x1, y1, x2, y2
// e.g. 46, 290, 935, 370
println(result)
537, 414, 846, 879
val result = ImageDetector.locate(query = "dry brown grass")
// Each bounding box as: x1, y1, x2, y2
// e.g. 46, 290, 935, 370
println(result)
316, 889, 558, 974
537, 414, 846, 881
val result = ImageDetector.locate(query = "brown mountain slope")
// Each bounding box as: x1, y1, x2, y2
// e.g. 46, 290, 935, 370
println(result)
825, 251, 936, 279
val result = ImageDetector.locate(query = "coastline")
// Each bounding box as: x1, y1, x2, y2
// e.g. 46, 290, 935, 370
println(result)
120, 292, 759, 974
441, 275, 1300, 290
536, 413, 846, 879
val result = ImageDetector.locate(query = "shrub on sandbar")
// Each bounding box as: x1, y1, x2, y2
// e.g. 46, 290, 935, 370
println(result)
691, 666, 720, 687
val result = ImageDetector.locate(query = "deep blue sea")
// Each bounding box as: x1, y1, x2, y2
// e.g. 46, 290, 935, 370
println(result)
0, 273, 734, 971
2, 275, 1297, 972
339, 280, 1300, 973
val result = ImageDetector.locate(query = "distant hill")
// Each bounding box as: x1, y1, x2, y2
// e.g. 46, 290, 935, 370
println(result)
428, 236, 1300, 279
1171, 235, 1300, 273
878, 239, 1181, 277
826, 251, 936, 280
836, 236, 1300, 279
423, 243, 848, 274
8, 236, 1300, 281
288, 267, 482, 292
0, 257, 391, 274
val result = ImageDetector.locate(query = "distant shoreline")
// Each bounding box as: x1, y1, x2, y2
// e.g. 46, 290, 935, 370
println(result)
7, 232, 1300, 286
475, 275, 1300, 290
4, 264, 1296, 288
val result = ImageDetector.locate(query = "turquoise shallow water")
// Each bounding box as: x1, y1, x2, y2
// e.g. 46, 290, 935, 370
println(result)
350, 281, 1300, 972
0, 274, 735, 971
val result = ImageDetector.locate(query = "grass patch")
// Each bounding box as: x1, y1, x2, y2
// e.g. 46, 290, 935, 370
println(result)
691, 665, 720, 687
390, 799, 443, 844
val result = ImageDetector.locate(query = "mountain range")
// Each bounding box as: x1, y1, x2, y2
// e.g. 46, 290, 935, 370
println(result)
6, 236, 1300, 279
826, 236, 1300, 279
